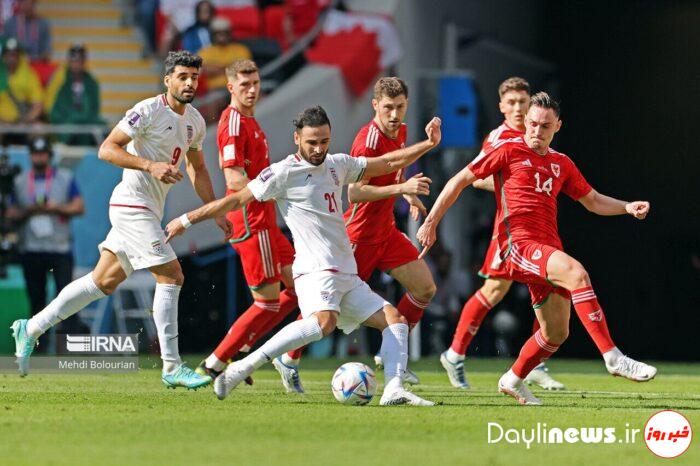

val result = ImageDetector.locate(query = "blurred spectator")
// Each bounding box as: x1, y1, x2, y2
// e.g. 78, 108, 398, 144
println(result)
199, 16, 251, 89
159, 0, 199, 56
45, 44, 102, 145
0, 38, 43, 124
6, 137, 86, 334
137, 0, 158, 57
4, 0, 51, 61
0, 0, 17, 33
182, 0, 215, 53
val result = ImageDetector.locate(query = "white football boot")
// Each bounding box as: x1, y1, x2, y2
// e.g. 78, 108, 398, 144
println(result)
524, 363, 565, 390
498, 371, 542, 406
606, 354, 657, 382
214, 361, 254, 400
380, 388, 435, 406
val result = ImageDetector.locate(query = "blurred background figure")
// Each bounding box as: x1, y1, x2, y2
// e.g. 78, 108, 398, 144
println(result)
3, 0, 51, 62
45, 44, 102, 145
199, 16, 251, 90
6, 137, 85, 335
182, 0, 215, 53
0, 38, 43, 140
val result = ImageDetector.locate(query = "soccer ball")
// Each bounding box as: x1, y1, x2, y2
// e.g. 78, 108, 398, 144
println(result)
331, 362, 377, 405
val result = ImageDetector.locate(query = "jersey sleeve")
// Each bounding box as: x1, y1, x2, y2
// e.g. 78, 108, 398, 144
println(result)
219, 120, 247, 170
117, 99, 152, 139
468, 144, 508, 179
190, 113, 206, 151
247, 161, 287, 201
561, 158, 593, 200
335, 153, 367, 185
349, 129, 378, 158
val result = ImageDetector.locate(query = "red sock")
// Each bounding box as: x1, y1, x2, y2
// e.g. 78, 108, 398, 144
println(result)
247, 288, 299, 346
449, 290, 493, 355
511, 329, 560, 378
571, 286, 615, 354
397, 292, 429, 325
532, 318, 540, 334
212, 299, 280, 363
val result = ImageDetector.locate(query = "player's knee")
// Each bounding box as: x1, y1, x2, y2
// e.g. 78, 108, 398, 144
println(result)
384, 305, 408, 326
411, 280, 436, 302
315, 312, 337, 336
541, 324, 569, 345
94, 276, 120, 295
566, 262, 589, 289
481, 279, 510, 305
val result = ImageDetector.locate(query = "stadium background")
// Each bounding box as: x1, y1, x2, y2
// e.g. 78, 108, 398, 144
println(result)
0, 0, 697, 362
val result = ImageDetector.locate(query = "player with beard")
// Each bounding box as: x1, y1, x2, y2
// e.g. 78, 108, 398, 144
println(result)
166, 106, 443, 405
12, 51, 230, 390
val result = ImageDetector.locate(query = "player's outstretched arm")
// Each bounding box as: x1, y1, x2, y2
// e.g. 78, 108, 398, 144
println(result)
578, 189, 650, 219
416, 166, 478, 258
348, 173, 431, 203
165, 187, 256, 242
185, 149, 232, 237
98, 127, 183, 184
363, 117, 441, 178
473, 175, 495, 192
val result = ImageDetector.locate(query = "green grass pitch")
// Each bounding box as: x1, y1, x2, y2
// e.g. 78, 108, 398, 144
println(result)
1, 358, 698, 466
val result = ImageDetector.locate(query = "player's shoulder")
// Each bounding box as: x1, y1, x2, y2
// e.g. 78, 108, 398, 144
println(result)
185, 104, 205, 127
326, 152, 352, 165
220, 106, 253, 137
491, 135, 524, 152
546, 145, 572, 162
134, 94, 167, 113
354, 121, 382, 152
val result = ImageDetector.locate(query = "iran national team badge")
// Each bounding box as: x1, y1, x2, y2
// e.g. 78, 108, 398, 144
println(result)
151, 240, 164, 254
644, 410, 692, 458
551, 163, 561, 177
320, 291, 332, 302
329, 168, 339, 186
186, 125, 193, 144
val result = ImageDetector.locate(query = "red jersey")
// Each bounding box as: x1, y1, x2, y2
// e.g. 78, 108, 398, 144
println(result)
468, 137, 592, 251
217, 106, 277, 239
343, 120, 408, 244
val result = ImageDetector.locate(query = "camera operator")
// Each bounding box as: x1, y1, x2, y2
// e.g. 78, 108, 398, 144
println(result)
5, 137, 86, 334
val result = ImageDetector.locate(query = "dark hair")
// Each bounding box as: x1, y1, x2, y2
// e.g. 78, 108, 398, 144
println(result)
164, 50, 203, 76
374, 77, 408, 100
529, 91, 561, 117
293, 106, 331, 132
498, 76, 530, 98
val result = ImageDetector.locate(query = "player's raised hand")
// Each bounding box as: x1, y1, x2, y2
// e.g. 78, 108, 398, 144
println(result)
626, 201, 650, 219
215, 215, 233, 239
401, 173, 432, 196
148, 161, 183, 184
416, 221, 437, 259
425, 117, 442, 147
164, 217, 186, 243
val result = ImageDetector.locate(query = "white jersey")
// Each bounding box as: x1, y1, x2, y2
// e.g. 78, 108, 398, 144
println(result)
248, 152, 367, 276
110, 94, 206, 218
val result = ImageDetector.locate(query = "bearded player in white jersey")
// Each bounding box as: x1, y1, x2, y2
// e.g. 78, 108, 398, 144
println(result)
11, 51, 231, 390
166, 106, 442, 406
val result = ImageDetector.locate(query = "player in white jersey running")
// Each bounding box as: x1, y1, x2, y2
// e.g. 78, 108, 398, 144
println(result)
11, 51, 230, 390
166, 106, 442, 405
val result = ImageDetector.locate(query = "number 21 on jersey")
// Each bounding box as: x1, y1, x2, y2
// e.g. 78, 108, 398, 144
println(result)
534, 172, 552, 196
324, 192, 339, 212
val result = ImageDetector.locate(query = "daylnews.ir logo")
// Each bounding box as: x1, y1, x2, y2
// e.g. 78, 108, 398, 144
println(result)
644, 410, 693, 459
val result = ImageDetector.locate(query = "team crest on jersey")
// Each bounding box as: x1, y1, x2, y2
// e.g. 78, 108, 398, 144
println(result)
259, 167, 273, 182
320, 291, 332, 302
532, 249, 543, 260
329, 168, 339, 186
551, 163, 560, 177
151, 240, 164, 254
127, 111, 141, 127
186, 125, 193, 144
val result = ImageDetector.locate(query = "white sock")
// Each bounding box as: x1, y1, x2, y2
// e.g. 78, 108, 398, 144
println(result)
241, 317, 322, 370
603, 346, 623, 366
445, 348, 465, 363
380, 323, 409, 392
502, 368, 522, 386
281, 353, 299, 366
27, 273, 106, 338
153, 283, 182, 373
205, 353, 226, 372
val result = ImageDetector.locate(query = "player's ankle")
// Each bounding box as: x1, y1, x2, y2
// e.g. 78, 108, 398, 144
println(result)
280, 353, 299, 366
602, 347, 623, 366
445, 348, 465, 363
206, 353, 227, 371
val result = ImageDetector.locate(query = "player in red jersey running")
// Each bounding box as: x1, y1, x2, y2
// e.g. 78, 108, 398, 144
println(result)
195, 59, 299, 381
440, 77, 565, 390
273, 78, 436, 390
419, 92, 656, 405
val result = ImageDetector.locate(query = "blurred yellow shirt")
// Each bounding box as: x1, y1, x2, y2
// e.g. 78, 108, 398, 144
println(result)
199, 43, 252, 89
0, 59, 44, 122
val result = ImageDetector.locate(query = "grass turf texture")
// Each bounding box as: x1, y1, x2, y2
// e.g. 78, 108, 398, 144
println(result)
0, 358, 698, 466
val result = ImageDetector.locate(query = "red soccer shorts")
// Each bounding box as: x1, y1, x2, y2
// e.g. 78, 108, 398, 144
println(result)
478, 236, 512, 280
352, 227, 420, 281
503, 241, 570, 308
231, 227, 295, 289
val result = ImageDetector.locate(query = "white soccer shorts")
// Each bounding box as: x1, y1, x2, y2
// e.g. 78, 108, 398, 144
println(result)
98, 206, 177, 276
295, 271, 389, 334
